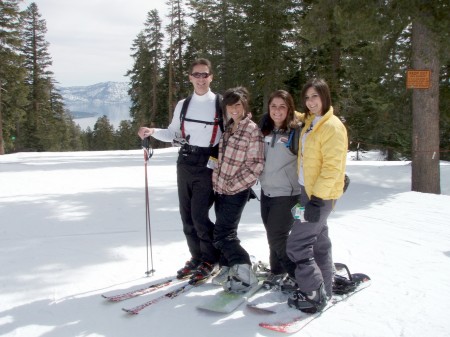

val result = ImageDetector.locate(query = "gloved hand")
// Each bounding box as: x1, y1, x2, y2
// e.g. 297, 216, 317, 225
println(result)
343, 174, 350, 193
304, 196, 324, 222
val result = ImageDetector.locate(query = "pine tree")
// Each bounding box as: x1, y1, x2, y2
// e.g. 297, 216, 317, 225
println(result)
21, 2, 53, 150
325, 1, 413, 158
46, 87, 82, 151
20, 2, 81, 152
240, 0, 302, 114
145, 10, 164, 127
81, 126, 94, 150
187, 0, 301, 116
187, 0, 232, 91
115, 120, 139, 150
128, 32, 153, 127
92, 115, 115, 151
0, 0, 28, 154
166, 0, 189, 102
127, 9, 164, 129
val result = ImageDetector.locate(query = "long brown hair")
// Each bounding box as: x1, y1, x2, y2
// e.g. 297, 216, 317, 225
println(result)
301, 78, 331, 116
260, 90, 298, 136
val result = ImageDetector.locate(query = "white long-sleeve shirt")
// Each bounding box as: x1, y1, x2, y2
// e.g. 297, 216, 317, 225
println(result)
152, 90, 221, 147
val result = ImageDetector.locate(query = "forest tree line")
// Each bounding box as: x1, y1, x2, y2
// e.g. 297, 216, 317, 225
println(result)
1, 0, 449, 161
0, 1, 140, 153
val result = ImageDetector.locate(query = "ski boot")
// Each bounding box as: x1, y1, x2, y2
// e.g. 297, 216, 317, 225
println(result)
189, 261, 218, 284
177, 258, 200, 279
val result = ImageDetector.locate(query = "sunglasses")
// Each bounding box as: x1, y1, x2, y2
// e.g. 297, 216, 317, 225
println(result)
191, 72, 210, 79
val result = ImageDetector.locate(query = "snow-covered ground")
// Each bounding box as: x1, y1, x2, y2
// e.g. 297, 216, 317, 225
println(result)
1, 148, 449, 337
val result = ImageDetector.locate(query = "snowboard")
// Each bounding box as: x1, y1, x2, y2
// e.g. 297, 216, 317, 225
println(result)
247, 288, 289, 313
197, 282, 264, 313
258, 273, 371, 334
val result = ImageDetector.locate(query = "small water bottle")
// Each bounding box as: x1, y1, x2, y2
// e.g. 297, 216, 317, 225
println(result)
291, 203, 305, 221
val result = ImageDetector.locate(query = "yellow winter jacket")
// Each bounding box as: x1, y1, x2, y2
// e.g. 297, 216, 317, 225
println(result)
297, 106, 348, 200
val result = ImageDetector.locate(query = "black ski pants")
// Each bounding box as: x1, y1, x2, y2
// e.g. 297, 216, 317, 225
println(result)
213, 189, 251, 267
176, 161, 219, 264
260, 192, 299, 276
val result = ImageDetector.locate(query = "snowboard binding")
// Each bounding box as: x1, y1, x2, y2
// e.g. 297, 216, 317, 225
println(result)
333, 263, 370, 295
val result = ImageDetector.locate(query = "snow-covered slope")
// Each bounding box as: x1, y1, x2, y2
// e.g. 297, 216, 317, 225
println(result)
0, 149, 449, 337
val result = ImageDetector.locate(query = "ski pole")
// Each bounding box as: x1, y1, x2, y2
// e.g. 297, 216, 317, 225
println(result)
142, 136, 155, 276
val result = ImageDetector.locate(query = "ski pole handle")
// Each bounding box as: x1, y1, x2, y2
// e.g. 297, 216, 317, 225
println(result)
142, 136, 154, 161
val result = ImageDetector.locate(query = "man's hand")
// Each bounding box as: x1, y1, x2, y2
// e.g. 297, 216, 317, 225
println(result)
138, 127, 154, 139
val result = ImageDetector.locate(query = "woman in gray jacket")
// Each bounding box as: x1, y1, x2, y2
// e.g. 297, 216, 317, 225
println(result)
259, 90, 303, 289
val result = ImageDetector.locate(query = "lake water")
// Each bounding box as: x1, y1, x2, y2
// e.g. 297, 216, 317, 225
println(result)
68, 102, 131, 130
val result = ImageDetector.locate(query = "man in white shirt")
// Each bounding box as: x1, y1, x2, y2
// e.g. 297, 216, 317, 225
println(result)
138, 58, 222, 284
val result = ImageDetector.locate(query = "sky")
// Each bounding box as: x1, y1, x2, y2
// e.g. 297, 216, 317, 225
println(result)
22, 0, 168, 87
0, 148, 449, 337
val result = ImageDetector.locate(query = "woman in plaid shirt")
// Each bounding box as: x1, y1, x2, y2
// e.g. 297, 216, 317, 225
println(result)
211, 87, 264, 293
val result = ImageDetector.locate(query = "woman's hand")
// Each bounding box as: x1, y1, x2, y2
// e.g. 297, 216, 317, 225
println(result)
304, 196, 324, 222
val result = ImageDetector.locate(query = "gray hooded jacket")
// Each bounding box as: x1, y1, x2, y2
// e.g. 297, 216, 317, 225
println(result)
259, 129, 301, 197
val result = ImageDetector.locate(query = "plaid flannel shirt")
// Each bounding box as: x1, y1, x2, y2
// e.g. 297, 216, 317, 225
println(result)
213, 116, 264, 195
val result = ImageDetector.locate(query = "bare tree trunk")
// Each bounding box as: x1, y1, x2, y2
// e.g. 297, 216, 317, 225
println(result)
168, 2, 174, 124
151, 60, 157, 126
411, 17, 440, 194
0, 81, 4, 155
329, 0, 341, 114
176, 0, 184, 97
168, 48, 174, 123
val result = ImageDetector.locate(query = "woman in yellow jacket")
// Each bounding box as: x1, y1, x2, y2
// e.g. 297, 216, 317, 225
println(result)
286, 78, 348, 313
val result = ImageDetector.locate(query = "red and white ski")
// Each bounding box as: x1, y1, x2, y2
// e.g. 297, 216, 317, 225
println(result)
101, 275, 188, 302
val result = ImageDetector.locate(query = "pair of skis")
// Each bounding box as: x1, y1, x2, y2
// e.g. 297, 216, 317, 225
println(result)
103, 262, 268, 315
102, 277, 182, 302
104, 274, 265, 314
102, 275, 199, 315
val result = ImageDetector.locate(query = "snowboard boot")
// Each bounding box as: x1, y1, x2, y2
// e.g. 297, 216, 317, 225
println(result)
177, 258, 200, 279
288, 283, 328, 313
224, 263, 258, 293
211, 266, 230, 286
189, 261, 218, 284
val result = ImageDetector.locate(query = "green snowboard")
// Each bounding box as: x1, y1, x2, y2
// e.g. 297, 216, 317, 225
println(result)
197, 282, 263, 313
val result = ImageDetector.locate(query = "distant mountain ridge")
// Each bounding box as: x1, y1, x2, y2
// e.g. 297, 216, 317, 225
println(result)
59, 81, 130, 105
59, 82, 132, 129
